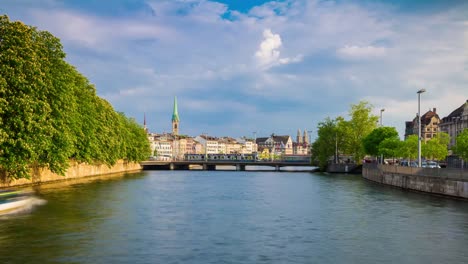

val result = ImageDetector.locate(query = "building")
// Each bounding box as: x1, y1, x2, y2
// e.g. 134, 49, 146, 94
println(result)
404, 108, 440, 141
256, 134, 293, 155
172, 96, 179, 135
195, 135, 219, 154
149, 133, 173, 160
440, 99, 468, 148
294, 129, 310, 155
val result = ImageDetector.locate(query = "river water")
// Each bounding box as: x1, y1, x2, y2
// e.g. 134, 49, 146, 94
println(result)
1, 170, 468, 263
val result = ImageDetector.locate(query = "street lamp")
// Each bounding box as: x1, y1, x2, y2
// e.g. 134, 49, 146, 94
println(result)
417, 89, 426, 167
380, 108, 385, 127
253, 131, 257, 152
202, 133, 208, 161
307, 130, 313, 155
452, 116, 461, 168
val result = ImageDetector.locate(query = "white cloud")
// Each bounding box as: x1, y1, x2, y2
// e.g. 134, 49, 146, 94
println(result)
28, 9, 175, 50
255, 29, 282, 67
337, 45, 387, 59
254, 29, 302, 69
4, 0, 468, 137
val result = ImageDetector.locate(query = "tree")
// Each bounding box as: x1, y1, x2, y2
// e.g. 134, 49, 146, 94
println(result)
0, 16, 58, 178
0, 16, 151, 180
422, 132, 449, 161
362, 127, 399, 157
339, 101, 379, 164
398, 135, 418, 161
311, 117, 342, 171
378, 137, 402, 161
454, 129, 468, 162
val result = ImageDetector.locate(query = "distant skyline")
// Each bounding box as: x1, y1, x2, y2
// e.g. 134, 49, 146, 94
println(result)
2, 0, 468, 140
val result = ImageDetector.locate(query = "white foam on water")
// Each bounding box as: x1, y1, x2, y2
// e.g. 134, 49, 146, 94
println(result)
0, 196, 47, 217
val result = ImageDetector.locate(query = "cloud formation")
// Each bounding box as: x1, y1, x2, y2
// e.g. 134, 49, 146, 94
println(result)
3, 0, 468, 139
255, 29, 302, 69
337, 45, 387, 60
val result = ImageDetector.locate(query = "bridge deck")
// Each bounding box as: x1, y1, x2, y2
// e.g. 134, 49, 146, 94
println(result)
140, 160, 316, 171
141, 160, 313, 167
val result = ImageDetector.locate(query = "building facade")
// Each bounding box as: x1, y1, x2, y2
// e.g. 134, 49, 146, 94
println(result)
256, 134, 293, 155
440, 100, 468, 148
404, 108, 441, 141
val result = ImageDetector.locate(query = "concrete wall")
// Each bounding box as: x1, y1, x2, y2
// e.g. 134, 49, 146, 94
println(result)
363, 164, 468, 199
0, 160, 142, 188
327, 163, 358, 173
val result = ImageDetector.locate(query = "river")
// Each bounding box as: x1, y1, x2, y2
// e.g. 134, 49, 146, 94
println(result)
1, 170, 468, 263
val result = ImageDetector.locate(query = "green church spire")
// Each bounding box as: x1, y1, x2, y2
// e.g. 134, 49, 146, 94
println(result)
172, 96, 179, 122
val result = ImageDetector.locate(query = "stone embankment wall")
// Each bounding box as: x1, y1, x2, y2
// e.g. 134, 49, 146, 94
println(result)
0, 160, 142, 188
363, 164, 468, 199
327, 163, 359, 173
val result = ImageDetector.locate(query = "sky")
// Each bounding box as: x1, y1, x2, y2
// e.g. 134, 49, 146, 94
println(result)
2, 0, 468, 140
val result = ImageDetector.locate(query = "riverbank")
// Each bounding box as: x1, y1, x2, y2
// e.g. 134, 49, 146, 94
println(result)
0, 160, 141, 188
363, 163, 468, 199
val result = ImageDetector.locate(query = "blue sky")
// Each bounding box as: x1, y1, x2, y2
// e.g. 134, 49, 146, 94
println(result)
2, 0, 468, 140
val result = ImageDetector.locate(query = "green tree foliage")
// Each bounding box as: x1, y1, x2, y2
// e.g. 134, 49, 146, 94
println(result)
378, 137, 402, 160
0, 16, 150, 179
422, 132, 449, 161
362, 127, 399, 157
339, 101, 379, 164
398, 135, 418, 161
311, 117, 342, 171
454, 129, 468, 161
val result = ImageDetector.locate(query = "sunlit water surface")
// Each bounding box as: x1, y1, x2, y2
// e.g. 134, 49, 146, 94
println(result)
1, 171, 468, 263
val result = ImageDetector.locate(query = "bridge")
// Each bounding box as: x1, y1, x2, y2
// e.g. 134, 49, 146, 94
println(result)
140, 160, 317, 172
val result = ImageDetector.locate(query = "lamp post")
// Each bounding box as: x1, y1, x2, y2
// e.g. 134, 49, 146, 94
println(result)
380, 108, 385, 127
253, 131, 257, 153
452, 116, 461, 168
417, 89, 426, 167
379, 108, 385, 163
335, 132, 338, 164
307, 130, 313, 155
202, 133, 208, 161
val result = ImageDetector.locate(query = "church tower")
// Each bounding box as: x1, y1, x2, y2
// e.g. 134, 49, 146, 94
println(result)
303, 130, 309, 144
143, 112, 148, 133
297, 129, 302, 143
172, 96, 180, 135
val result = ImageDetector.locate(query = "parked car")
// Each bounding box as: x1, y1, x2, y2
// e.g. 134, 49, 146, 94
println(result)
422, 161, 441, 168
399, 160, 418, 167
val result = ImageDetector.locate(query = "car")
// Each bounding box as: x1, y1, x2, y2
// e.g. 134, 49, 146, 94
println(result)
422, 161, 441, 168
399, 160, 418, 167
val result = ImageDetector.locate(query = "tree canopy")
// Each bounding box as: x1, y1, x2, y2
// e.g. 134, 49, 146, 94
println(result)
454, 129, 468, 162
311, 117, 340, 170
0, 16, 151, 179
422, 132, 449, 161
338, 101, 379, 164
362, 126, 399, 157
311, 101, 378, 170
398, 135, 418, 161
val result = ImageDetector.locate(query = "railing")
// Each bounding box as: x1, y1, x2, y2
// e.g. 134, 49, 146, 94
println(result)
364, 163, 468, 182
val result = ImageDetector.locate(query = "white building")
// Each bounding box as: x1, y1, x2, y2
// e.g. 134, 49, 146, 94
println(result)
195, 135, 219, 154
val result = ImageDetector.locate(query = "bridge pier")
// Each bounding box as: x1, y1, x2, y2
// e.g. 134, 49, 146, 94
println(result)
236, 164, 246, 171
170, 163, 190, 170
275, 165, 280, 172
203, 164, 216, 171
